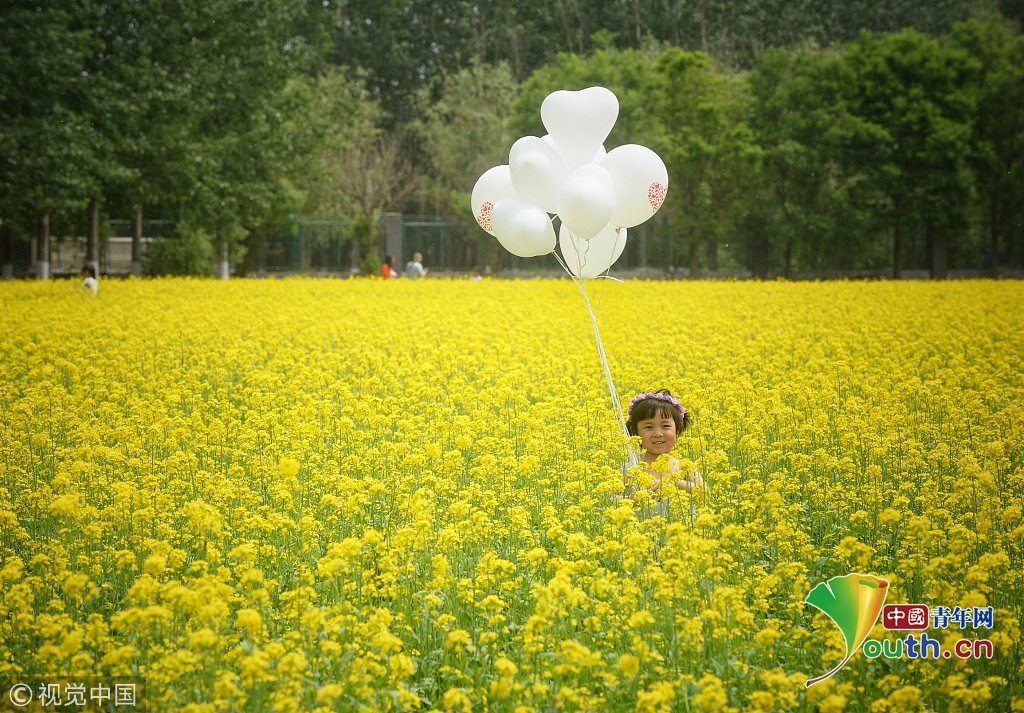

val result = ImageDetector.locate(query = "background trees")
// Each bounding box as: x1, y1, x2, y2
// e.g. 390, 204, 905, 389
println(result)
952, 18, 1024, 275
2, 1, 1022, 276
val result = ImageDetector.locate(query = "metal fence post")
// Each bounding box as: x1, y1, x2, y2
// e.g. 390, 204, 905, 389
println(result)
132, 205, 143, 276
86, 199, 100, 276
382, 213, 402, 267
37, 214, 50, 279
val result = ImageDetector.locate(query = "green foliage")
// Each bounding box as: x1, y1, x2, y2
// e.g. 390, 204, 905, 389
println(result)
748, 47, 871, 272
4, 0, 1023, 276
326, 0, 983, 124
2, 0, 324, 255
511, 48, 659, 147
0, 1, 105, 233
349, 212, 381, 276
415, 61, 520, 196
144, 222, 214, 276
653, 48, 761, 273
411, 59, 520, 237
282, 66, 378, 221
952, 18, 1024, 271
836, 28, 979, 274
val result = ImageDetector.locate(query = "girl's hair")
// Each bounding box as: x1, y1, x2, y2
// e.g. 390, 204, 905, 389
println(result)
626, 389, 689, 436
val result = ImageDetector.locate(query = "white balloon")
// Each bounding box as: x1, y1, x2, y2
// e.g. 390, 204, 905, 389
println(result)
559, 222, 627, 280
541, 133, 607, 166
555, 164, 616, 241
490, 198, 557, 258
541, 87, 619, 171
508, 136, 568, 213
600, 144, 669, 228
471, 165, 520, 235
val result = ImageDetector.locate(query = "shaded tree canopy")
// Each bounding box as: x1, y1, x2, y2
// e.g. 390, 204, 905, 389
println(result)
2, 0, 1022, 277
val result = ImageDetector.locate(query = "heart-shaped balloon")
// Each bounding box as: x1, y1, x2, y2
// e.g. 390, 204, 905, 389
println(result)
490, 198, 557, 257
541, 87, 619, 171
559, 222, 627, 280
509, 136, 568, 213
555, 164, 616, 241
600, 144, 669, 228
472, 165, 521, 235
541, 134, 604, 165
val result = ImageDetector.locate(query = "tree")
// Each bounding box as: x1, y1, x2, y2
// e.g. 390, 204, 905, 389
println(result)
411, 61, 519, 266
511, 47, 660, 148
952, 18, 1024, 275
414, 61, 519, 200
321, 0, 983, 128
748, 46, 872, 275
653, 48, 761, 277
839, 28, 977, 278
0, 1, 105, 249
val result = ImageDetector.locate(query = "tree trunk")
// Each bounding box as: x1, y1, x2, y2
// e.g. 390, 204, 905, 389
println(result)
631, 0, 642, 45
688, 240, 699, 279
218, 241, 230, 280
37, 214, 50, 279
990, 199, 999, 278
132, 204, 143, 276
87, 199, 100, 276
1, 225, 13, 279
749, 235, 770, 279
638, 226, 648, 268
240, 226, 263, 277
783, 239, 792, 279
707, 238, 717, 272
558, 1, 573, 53
908, 224, 918, 270
350, 236, 360, 274
928, 224, 948, 280
893, 219, 902, 280
382, 212, 402, 268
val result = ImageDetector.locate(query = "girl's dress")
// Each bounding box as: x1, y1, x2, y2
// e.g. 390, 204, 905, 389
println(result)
621, 455, 698, 520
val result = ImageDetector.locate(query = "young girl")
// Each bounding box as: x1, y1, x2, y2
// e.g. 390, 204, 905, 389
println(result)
620, 389, 704, 518
75, 265, 99, 296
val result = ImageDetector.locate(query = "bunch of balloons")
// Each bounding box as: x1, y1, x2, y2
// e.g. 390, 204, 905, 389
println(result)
472, 86, 668, 280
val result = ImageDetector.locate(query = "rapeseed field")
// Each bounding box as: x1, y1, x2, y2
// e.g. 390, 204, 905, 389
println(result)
0, 277, 1021, 712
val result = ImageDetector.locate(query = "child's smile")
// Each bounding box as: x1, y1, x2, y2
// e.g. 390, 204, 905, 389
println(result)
638, 415, 677, 459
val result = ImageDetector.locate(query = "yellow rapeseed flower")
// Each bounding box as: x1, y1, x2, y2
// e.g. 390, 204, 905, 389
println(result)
0, 277, 1019, 712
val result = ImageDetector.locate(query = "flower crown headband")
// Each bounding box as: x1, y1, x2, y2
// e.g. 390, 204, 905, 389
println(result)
627, 392, 685, 418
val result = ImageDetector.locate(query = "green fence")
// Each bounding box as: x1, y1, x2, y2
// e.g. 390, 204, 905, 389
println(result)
401, 216, 475, 270
261, 220, 352, 272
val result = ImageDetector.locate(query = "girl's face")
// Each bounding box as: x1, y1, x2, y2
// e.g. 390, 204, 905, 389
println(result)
637, 411, 677, 457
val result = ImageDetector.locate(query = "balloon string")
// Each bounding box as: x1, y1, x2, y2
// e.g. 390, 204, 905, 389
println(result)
593, 227, 625, 319
579, 279, 629, 440
579, 232, 591, 275
551, 248, 631, 446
